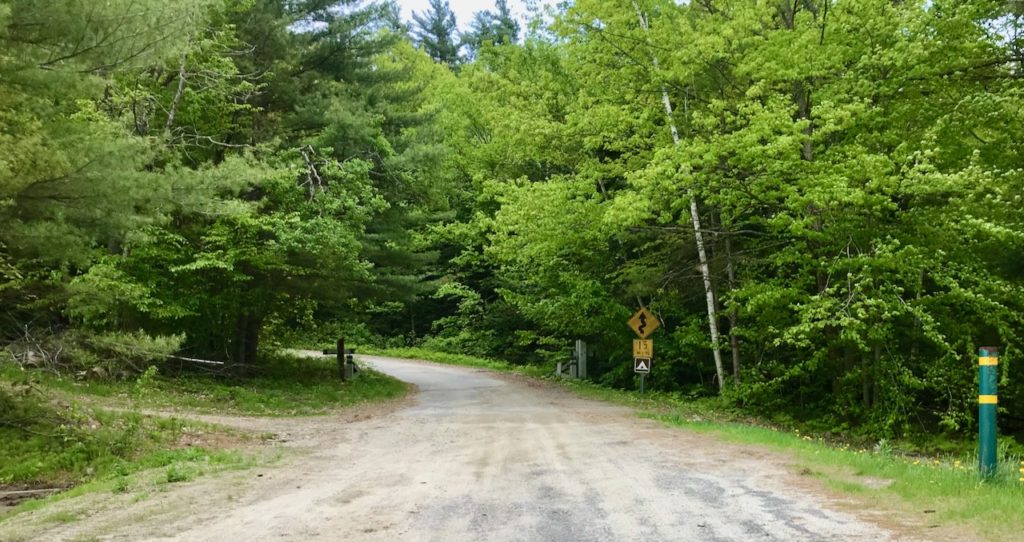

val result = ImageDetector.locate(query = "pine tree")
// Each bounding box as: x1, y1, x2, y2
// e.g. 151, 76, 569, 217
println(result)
463, 0, 520, 57
410, 0, 461, 66
0, 0, 209, 338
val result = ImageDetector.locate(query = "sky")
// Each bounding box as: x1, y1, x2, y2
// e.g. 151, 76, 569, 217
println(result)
395, 0, 537, 30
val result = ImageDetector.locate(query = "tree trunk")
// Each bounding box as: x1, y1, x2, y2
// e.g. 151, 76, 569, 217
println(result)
244, 314, 261, 368
234, 313, 249, 368
911, 269, 924, 362
862, 343, 881, 410
233, 312, 262, 374
634, 3, 727, 390
725, 235, 741, 384
165, 49, 188, 136
872, 342, 881, 408
794, 81, 814, 161
862, 350, 872, 409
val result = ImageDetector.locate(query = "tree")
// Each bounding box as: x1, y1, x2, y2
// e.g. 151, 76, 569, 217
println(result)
0, 0, 211, 340
416, 0, 1024, 441
547, 0, 1024, 433
410, 0, 462, 66
111, 0, 447, 364
631, 1, 727, 390
46, 0, 449, 367
463, 0, 520, 57
5, 0, 1024, 445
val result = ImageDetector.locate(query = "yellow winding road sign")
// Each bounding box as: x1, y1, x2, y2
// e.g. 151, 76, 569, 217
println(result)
628, 307, 659, 338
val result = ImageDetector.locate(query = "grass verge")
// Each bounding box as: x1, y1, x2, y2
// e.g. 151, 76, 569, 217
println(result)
647, 411, 1024, 541
0, 350, 409, 522
2, 351, 409, 417
367, 347, 1024, 541
0, 391, 255, 521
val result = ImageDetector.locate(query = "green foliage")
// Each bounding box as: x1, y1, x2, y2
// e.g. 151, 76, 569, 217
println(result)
0, 379, 242, 488
0, 349, 407, 511
162, 464, 196, 485
3, 352, 408, 417
1, 0, 451, 369
79, 332, 184, 371
372, 0, 1024, 447
2, 0, 1024, 451
0, 0, 213, 321
463, 0, 520, 57
410, 0, 462, 66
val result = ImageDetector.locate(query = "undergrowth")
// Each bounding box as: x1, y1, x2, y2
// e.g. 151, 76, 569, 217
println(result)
0, 349, 408, 519
2, 351, 409, 417
0, 385, 248, 492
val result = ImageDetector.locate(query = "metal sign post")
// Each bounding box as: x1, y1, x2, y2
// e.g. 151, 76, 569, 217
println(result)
336, 338, 346, 381
634, 357, 650, 393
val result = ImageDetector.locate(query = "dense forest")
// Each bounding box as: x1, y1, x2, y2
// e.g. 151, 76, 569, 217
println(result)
2, 0, 1023, 443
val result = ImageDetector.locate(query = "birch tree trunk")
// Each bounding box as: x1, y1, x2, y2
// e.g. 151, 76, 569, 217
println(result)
633, 3, 727, 390
165, 48, 188, 136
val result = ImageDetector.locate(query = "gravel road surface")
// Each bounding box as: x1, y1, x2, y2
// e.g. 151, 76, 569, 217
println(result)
2, 355, 926, 541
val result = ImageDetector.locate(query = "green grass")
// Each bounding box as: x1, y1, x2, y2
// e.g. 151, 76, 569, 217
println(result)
43, 510, 79, 524
0, 393, 255, 523
0, 350, 408, 521
0, 392, 248, 488
2, 351, 409, 417
368, 347, 1024, 540
1, 446, 261, 524
647, 412, 1024, 540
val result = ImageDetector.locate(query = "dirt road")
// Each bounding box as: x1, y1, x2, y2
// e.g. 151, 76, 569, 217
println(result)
3, 356, 930, 541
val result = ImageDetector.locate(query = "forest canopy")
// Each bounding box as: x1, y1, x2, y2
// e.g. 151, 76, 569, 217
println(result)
2, 0, 1023, 442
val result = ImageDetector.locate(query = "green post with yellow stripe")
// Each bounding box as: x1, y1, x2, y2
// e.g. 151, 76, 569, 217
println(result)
978, 346, 999, 479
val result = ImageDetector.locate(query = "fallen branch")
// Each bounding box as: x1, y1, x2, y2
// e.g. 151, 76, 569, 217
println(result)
0, 488, 63, 498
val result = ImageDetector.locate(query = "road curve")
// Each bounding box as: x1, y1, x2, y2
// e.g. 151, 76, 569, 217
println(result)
156, 355, 893, 542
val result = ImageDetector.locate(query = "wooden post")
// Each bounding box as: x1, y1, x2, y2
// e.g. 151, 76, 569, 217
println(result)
576, 340, 588, 380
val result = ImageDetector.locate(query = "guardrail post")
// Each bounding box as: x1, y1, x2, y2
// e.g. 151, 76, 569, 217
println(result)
344, 348, 356, 380
336, 338, 346, 381
979, 346, 999, 479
